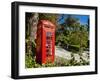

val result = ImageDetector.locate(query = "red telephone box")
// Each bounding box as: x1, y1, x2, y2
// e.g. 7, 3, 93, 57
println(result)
36, 20, 55, 64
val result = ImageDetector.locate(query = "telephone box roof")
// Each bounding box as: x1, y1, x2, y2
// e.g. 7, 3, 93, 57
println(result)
38, 20, 55, 28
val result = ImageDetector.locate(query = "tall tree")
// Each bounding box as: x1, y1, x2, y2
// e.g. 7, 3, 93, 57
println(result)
56, 15, 88, 52
39, 13, 58, 25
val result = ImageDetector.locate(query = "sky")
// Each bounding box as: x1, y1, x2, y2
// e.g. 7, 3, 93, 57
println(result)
58, 14, 89, 25
74, 15, 89, 25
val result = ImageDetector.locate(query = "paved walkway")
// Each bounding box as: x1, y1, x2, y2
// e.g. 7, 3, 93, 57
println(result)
55, 46, 89, 62
55, 46, 72, 60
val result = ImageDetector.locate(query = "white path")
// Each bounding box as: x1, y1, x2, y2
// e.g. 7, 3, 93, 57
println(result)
55, 46, 72, 60
55, 46, 89, 62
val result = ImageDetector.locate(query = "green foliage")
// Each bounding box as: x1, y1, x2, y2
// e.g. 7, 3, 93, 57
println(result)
25, 54, 55, 68
65, 15, 79, 27
39, 13, 58, 24
25, 55, 34, 68
56, 15, 89, 52
25, 53, 89, 68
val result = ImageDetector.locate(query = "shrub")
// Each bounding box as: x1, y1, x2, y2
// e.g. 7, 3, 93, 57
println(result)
68, 45, 80, 52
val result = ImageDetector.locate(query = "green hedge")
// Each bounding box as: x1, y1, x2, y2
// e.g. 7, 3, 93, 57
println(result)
68, 45, 80, 52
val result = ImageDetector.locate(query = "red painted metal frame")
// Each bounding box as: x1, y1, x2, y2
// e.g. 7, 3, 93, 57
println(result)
36, 20, 55, 64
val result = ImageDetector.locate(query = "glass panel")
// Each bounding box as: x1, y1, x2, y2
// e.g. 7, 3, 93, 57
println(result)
46, 32, 52, 56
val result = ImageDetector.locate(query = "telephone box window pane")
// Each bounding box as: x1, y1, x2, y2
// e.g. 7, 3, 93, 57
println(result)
46, 32, 52, 56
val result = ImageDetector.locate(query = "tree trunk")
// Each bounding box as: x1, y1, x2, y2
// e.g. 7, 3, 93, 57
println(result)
29, 13, 39, 42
